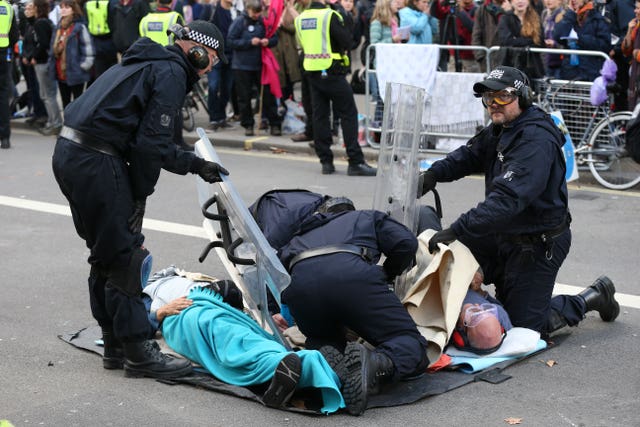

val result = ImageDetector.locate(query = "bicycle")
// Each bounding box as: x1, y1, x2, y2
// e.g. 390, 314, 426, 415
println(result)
534, 78, 640, 190
181, 79, 210, 132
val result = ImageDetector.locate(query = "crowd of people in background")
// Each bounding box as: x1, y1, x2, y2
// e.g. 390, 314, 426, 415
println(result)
3, 0, 640, 148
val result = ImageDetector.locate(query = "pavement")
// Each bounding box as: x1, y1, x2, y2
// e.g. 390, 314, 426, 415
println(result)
9, 93, 383, 164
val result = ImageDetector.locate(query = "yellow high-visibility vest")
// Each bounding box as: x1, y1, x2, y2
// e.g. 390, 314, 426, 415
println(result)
0, 0, 14, 49
295, 7, 344, 71
86, 0, 110, 36
139, 11, 183, 46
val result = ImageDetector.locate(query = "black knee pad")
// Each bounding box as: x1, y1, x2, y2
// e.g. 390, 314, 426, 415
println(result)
107, 247, 153, 297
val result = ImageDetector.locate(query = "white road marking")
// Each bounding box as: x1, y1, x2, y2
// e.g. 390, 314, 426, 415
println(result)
2, 194, 639, 310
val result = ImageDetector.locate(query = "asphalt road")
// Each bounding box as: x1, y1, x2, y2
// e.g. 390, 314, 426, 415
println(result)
1, 128, 639, 427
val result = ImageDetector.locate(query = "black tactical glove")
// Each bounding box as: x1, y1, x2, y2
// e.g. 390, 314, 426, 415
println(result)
418, 170, 437, 198
198, 161, 230, 183
428, 227, 457, 253
128, 199, 146, 234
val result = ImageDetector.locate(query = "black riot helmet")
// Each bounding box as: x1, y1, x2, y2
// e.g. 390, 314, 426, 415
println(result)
317, 197, 355, 214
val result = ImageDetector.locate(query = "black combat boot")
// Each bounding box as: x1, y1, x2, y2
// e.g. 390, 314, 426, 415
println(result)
123, 340, 192, 379
319, 345, 346, 377
577, 276, 620, 322
340, 342, 395, 416
102, 329, 124, 370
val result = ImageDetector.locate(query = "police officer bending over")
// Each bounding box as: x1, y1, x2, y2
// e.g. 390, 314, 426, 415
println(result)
278, 200, 429, 416
52, 21, 230, 379
295, 0, 377, 176
419, 66, 619, 337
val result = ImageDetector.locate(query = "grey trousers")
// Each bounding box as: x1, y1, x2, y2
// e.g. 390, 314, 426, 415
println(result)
34, 64, 62, 128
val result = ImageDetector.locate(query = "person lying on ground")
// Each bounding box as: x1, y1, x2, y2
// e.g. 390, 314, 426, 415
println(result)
140, 267, 345, 413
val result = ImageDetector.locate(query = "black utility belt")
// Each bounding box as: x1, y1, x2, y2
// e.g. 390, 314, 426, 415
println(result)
60, 126, 121, 158
505, 216, 571, 245
289, 244, 373, 270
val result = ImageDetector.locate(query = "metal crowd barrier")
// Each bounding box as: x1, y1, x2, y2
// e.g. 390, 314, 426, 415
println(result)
363, 44, 612, 153
364, 44, 490, 151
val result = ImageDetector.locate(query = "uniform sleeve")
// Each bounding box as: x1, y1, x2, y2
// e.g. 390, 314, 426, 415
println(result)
9, 12, 19, 45
450, 127, 557, 237
329, 11, 351, 52
128, 63, 196, 199
429, 128, 489, 182
373, 212, 418, 280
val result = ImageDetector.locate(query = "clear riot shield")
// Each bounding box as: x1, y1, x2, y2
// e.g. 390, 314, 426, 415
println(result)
372, 83, 428, 300
193, 128, 291, 348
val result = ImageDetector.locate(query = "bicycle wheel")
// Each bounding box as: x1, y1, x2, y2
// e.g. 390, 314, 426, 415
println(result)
194, 81, 209, 116
182, 100, 195, 132
587, 111, 640, 190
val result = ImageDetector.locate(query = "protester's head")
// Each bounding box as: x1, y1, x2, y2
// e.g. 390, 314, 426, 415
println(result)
24, 0, 35, 18
317, 196, 355, 214
511, 0, 541, 44
59, 0, 83, 20
452, 303, 506, 354
473, 66, 532, 126
543, 0, 563, 11
202, 279, 245, 311
33, 0, 50, 18
171, 21, 227, 75
568, 0, 590, 12
372, 0, 397, 26
339, 0, 356, 14
407, 0, 429, 12
245, 0, 263, 17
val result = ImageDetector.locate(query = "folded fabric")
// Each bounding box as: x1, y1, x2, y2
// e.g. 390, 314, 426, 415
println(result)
162, 287, 344, 414
403, 229, 479, 367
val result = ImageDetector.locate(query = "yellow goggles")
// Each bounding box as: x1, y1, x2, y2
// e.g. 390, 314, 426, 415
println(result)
481, 88, 519, 106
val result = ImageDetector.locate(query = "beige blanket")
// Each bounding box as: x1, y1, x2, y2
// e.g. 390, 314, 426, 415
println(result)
402, 229, 479, 366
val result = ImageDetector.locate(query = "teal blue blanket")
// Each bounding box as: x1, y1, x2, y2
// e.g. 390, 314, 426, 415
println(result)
162, 287, 345, 414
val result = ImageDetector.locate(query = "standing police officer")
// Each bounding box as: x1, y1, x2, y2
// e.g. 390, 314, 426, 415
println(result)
419, 66, 619, 336
138, 0, 184, 46
52, 21, 230, 379
0, 0, 18, 149
84, 0, 117, 79
294, 0, 376, 176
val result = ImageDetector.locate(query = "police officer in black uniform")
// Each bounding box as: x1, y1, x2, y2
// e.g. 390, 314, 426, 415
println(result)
52, 21, 230, 379
419, 66, 619, 336
278, 208, 429, 415
295, 0, 377, 176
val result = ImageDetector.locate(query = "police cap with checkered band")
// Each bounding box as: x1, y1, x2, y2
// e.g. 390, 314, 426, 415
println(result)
178, 20, 228, 65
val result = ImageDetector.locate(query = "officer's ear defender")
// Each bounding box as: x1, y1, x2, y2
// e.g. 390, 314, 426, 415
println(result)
167, 23, 210, 70
517, 69, 533, 109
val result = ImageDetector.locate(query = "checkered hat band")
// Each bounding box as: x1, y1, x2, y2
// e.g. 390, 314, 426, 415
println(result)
187, 30, 220, 50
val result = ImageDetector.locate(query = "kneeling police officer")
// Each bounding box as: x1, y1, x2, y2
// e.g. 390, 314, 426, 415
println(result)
52, 21, 229, 379
418, 66, 619, 336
